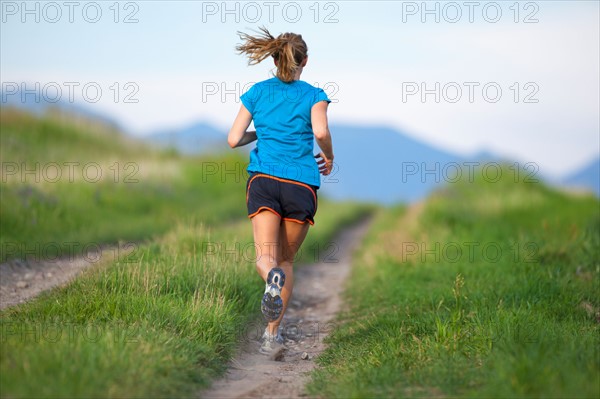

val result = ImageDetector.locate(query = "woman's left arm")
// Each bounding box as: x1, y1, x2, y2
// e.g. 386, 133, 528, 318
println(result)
228, 105, 256, 148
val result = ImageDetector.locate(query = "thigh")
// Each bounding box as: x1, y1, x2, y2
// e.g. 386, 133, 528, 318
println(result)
251, 210, 282, 264
279, 220, 310, 264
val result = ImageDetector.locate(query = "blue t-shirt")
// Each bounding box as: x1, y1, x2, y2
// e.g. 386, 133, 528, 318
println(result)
240, 77, 331, 188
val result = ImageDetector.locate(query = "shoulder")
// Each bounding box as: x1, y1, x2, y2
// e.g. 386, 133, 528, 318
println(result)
295, 80, 319, 90
296, 80, 331, 105
296, 80, 328, 97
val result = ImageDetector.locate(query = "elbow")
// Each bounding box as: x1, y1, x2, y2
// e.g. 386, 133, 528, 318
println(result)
227, 134, 238, 148
313, 127, 329, 141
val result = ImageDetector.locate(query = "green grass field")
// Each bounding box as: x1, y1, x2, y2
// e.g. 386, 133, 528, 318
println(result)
308, 170, 600, 397
0, 107, 371, 398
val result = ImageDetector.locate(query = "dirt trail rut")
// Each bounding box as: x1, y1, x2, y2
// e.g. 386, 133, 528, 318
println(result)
0, 244, 129, 309
201, 217, 373, 399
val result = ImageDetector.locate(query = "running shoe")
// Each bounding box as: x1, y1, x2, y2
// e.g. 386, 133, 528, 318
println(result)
259, 329, 285, 355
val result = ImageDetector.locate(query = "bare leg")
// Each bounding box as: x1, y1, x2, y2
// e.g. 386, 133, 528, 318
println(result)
251, 211, 311, 335
267, 220, 310, 335
251, 210, 281, 283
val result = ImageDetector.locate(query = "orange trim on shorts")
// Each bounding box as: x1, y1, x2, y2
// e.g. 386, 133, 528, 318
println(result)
246, 173, 317, 207
284, 217, 315, 226
248, 206, 281, 219
248, 210, 314, 225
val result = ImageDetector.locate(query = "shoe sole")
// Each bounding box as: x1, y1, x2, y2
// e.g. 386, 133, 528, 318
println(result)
261, 268, 286, 321
261, 290, 283, 321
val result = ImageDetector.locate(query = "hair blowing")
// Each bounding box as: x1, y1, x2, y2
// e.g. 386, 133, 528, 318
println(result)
236, 27, 308, 83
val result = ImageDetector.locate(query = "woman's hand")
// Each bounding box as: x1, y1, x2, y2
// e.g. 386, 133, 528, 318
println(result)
315, 152, 334, 176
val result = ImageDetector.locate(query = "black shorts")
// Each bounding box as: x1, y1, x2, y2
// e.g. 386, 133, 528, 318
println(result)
246, 172, 318, 225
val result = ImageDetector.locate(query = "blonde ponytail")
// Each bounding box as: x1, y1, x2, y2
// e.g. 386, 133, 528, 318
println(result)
236, 27, 308, 83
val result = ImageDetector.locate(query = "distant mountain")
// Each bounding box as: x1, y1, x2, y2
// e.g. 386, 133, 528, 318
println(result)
146, 121, 233, 155
562, 157, 600, 196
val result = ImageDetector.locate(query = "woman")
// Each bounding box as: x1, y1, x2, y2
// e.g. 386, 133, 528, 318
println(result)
227, 27, 334, 355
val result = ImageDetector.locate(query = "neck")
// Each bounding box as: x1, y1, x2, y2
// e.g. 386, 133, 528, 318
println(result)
275, 68, 303, 82
293, 67, 303, 81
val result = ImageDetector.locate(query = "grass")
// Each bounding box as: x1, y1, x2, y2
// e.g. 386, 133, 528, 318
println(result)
307, 168, 600, 398
0, 106, 373, 398
1, 221, 257, 398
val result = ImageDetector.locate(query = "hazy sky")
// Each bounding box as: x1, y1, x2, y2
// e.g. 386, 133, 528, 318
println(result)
1, 1, 599, 178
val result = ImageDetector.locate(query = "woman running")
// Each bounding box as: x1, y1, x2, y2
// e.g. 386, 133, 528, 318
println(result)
228, 27, 334, 355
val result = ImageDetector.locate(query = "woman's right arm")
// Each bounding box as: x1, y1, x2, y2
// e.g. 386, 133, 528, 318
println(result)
311, 101, 334, 175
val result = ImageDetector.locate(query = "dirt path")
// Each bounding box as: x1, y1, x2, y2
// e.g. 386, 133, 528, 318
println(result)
201, 217, 373, 399
0, 244, 131, 309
